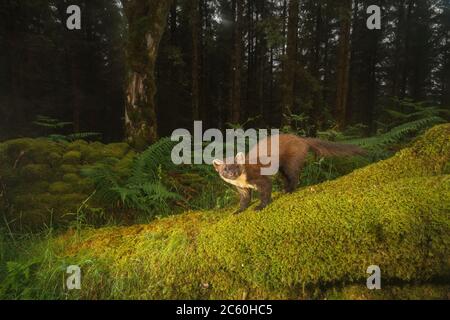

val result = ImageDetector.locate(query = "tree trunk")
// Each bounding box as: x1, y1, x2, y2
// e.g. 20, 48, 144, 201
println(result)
282, 0, 288, 56
257, 1, 267, 125
122, 0, 173, 150
201, 0, 210, 127
3, 0, 20, 128
400, 0, 413, 99
346, 0, 359, 127
365, 34, 379, 134
281, 0, 300, 126
190, 0, 201, 121
334, 0, 352, 130
391, 0, 405, 97
442, 24, 450, 107
247, 0, 255, 120
322, 1, 331, 107
310, 1, 323, 134
229, 0, 244, 124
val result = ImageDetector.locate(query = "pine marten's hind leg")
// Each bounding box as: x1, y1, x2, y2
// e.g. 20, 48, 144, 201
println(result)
278, 164, 298, 193
279, 166, 293, 193
282, 160, 304, 193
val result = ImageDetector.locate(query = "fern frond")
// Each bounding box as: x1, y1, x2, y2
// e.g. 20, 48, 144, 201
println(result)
128, 137, 178, 185
47, 134, 70, 142
344, 116, 445, 148
81, 165, 122, 203
140, 182, 182, 202
67, 132, 102, 141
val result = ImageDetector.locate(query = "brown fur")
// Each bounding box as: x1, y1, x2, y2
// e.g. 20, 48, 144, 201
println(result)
213, 134, 366, 214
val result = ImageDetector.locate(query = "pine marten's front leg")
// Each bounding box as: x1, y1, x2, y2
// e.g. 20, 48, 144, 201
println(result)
253, 176, 272, 211
234, 187, 252, 214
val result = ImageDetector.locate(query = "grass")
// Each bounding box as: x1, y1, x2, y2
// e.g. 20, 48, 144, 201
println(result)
0, 124, 449, 299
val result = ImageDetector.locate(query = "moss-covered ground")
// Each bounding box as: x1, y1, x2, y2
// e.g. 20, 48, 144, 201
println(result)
0, 124, 449, 299
0, 138, 135, 229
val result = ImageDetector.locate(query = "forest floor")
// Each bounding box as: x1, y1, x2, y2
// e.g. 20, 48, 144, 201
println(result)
0, 124, 449, 299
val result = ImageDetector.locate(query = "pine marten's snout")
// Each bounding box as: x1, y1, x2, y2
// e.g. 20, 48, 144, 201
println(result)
213, 160, 242, 180
222, 165, 241, 179
212, 153, 245, 180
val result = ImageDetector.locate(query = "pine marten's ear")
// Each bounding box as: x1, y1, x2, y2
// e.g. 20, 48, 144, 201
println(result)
212, 159, 224, 171
235, 152, 245, 164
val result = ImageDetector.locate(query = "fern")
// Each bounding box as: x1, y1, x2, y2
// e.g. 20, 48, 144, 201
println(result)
385, 106, 449, 124
81, 164, 122, 204
81, 137, 183, 217
67, 132, 102, 141
137, 182, 182, 210
128, 137, 178, 185
33, 115, 72, 129
111, 182, 182, 213
344, 116, 445, 148
47, 134, 70, 142
33, 115, 101, 142
337, 100, 448, 149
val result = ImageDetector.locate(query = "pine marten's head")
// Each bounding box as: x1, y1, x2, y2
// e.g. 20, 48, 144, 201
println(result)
212, 152, 245, 180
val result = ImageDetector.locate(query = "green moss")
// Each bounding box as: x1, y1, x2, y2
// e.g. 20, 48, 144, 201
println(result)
74, 141, 129, 163
20, 164, 52, 181
67, 140, 89, 151
57, 193, 87, 206
197, 176, 449, 299
78, 142, 104, 163
60, 164, 80, 174
3, 138, 39, 161
62, 173, 81, 184
0, 138, 138, 231
48, 182, 71, 194
2, 138, 65, 165
48, 152, 62, 166
112, 151, 136, 177
62, 151, 82, 164
2, 124, 448, 300
102, 143, 130, 159
32, 181, 50, 191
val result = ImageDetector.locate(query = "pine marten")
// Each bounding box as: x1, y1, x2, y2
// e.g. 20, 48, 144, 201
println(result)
212, 134, 366, 214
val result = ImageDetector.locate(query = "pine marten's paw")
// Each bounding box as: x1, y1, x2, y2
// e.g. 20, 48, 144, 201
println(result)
254, 204, 267, 211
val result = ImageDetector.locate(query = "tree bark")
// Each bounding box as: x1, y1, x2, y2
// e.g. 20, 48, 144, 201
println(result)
281, 0, 300, 126
334, 0, 352, 130
310, 1, 323, 134
257, 1, 267, 124
122, 0, 173, 150
200, 0, 210, 127
400, 0, 413, 99
229, 0, 244, 124
190, 0, 201, 121
391, 0, 405, 97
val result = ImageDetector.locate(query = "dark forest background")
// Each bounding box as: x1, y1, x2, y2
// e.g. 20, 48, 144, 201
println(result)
0, 0, 449, 146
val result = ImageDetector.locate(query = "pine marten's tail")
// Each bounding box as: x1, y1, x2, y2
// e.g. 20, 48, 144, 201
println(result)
303, 138, 367, 157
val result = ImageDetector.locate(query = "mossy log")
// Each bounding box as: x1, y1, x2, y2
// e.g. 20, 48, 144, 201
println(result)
0, 139, 134, 230
2, 124, 448, 299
